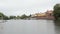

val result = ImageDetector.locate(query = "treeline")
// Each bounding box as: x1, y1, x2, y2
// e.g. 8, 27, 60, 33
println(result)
53, 3, 60, 26
0, 12, 31, 20
0, 3, 60, 20
53, 3, 60, 21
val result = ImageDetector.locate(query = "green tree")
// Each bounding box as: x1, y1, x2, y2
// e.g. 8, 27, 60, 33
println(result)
3, 16, 9, 20
53, 3, 60, 20
0, 12, 9, 20
9, 16, 16, 19
29, 14, 31, 17
20, 14, 28, 19
0, 12, 4, 19
16, 16, 20, 19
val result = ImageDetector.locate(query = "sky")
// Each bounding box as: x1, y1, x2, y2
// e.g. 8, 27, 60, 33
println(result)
0, 0, 60, 16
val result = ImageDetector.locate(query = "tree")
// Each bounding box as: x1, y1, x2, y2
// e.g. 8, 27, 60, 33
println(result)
28, 14, 31, 17
20, 14, 28, 19
0, 12, 4, 19
16, 16, 20, 19
9, 16, 16, 19
53, 3, 60, 20
3, 16, 9, 20
0, 12, 9, 20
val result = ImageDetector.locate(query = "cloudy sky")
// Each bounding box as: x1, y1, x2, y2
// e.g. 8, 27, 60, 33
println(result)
0, 0, 60, 16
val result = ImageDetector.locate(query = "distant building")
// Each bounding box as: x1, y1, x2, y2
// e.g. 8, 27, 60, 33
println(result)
45, 10, 53, 16
45, 10, 54, 20
31, 10, 54, 20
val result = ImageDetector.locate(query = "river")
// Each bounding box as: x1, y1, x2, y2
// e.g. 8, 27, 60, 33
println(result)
0, 20, 60, 34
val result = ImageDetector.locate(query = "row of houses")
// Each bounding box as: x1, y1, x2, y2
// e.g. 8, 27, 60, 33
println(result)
31, 10, 54, 20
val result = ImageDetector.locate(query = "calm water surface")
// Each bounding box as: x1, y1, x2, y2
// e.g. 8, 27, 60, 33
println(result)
0, 20, 60, 34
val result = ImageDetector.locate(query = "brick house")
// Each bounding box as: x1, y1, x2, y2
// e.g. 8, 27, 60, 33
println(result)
45, 10, 54, 20
31, 10, 54, 20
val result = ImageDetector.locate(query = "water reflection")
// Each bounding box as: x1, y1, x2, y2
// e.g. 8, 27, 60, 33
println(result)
54, 21, 60, 34
47, 20, 55, 34
55, 26, 60, 34
54, 21, 60, 26
0, 23, 5, 34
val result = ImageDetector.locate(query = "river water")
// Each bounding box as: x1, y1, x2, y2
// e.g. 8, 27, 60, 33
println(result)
0, 20, 60, 34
